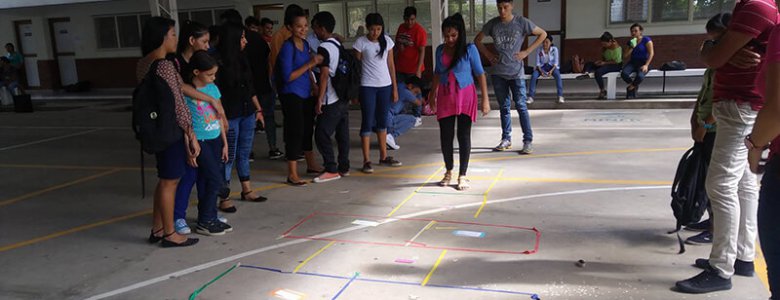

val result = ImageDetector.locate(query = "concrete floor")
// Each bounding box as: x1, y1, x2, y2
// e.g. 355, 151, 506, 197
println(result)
0, 105, 770, 300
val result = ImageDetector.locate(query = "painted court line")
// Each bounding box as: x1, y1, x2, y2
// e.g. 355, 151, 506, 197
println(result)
474, 169, 504, 218
239, 265, 539, 298
0, 169, 122, 207
331, 272, 359, 300
83, 186, 668, 300
406, 221, 436, 247
386, 166, 444, 217
293, 241, 336, 273
0, 128, 102, 151
421, 250, 447, 286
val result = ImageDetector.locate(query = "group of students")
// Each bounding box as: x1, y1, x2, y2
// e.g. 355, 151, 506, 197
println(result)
1, 43, 23, 95
671, 0, 779, 297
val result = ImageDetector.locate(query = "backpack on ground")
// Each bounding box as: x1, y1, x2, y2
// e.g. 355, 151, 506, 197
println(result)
132, 60, 183, 155
325, 40, 361, 102
660, 60, 687, 71
669, 144, 710, 254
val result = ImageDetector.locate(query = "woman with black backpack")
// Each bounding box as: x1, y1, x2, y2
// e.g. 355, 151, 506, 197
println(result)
215, 23, 267, 211
136, 17, 199, 248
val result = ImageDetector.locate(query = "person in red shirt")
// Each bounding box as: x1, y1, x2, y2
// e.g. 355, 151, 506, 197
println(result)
675, 0, 779, 294
260, 18, 274, 44
395, 6, 427, 121
747, 23, 780, 300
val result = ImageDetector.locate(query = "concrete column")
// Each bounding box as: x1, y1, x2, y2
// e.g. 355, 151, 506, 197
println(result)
430, 0, 446, 70
147, 0, 179, 32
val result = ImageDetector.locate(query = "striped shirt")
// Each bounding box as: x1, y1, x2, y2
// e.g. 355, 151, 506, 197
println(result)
713, 0, 779, 110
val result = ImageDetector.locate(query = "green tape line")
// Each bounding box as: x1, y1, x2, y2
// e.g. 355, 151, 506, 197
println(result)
189, 263, 240, 300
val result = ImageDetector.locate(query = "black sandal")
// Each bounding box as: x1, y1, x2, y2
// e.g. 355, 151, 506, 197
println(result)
241, 191, 268, 202
286, 178, 308, 186
218, 199, 237, 213
160, 232, 199, 248
148, 228, 163, 244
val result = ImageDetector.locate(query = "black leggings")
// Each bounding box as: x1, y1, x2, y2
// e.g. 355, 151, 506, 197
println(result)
280, 93, 315, 161
439, 114, 472, 176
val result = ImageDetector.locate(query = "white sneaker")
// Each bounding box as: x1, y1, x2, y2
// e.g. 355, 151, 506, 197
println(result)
414, 117, 423, 127
217, 215, 228, 223
386, 134, 400, 150
174, 218, 191, 235
557, 96, 565, 104
526, 97, 534, 104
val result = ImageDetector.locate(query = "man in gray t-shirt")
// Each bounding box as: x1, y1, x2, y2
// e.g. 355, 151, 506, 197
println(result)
475, 0, 546, 154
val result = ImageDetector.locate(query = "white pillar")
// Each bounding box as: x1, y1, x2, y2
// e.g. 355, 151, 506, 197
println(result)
148, 0, 179, 33
430, 0, 446, 70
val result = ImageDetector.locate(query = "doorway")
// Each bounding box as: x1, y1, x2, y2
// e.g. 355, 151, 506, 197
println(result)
48, 18, 79, 88
13, 20, 39, 87
253, 4, 284, 31
525, 0, 566, 66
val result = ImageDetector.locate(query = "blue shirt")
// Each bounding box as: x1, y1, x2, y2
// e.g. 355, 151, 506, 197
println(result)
434, 43, 485, 89
630, 36, 652, 63
278, 39, 311, 99
390, 86, 419, 116
185, 83, 222, 140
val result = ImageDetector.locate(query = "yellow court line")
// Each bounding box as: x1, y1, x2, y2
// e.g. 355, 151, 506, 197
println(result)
0, 169, 122, 207
421, 250, 448, 286
386, 166, 444, 217
0, 209, 152, 252
293, 241, 336, 273
360, 172, 670, 186
757, 244, 770, 293
374, 147, 688, 174
474, 169, 504, 218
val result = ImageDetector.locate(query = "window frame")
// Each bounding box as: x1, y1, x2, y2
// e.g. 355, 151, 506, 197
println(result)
94, 13, 148, 50
607, 0, 733, 25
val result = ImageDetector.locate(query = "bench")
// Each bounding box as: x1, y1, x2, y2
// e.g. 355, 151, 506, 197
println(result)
521, 68, 706, 100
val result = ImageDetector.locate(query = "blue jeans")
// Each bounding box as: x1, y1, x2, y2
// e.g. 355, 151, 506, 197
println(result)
388, 113, 416, 139
594, 64, 623, 90
258, 92, 278, 150
491, 75, 533, 142
225, 113, 255, 183
359, 85, 392, 137
174, 138, 223, 223
528, 67, 563, 97
759, 158, 780, 299
621, 60, 647, 86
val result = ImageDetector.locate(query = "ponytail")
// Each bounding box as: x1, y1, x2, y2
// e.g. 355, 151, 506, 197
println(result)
442, 13, 467, 71
365, 13, 387, 58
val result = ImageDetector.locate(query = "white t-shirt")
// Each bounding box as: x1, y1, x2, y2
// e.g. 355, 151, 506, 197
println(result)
353, 35, 395, 87
317, 38, 340, 105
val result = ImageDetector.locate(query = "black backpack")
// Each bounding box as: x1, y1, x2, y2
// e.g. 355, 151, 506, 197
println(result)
324, 40, 361, 102
660, 60, 687, 71
132, 60, 183, 155
669, 144, 710, 253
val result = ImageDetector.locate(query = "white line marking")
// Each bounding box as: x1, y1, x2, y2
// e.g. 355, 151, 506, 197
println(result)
406, 220, 436, 246
0, 129, 102, 151
84, 185, 668, 300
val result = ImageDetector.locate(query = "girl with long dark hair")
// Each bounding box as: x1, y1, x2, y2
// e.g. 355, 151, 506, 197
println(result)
216, 23, 267, 211
428, 13, 490, 191
354, 13, 401, 173
136, 17, 199, 247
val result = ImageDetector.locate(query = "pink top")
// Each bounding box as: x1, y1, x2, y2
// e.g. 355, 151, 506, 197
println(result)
713, 0, 778, 110
436, 52, 478, 122
765, 24, 780, 158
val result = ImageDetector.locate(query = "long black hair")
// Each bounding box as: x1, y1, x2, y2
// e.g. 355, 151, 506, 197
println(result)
187, 50, 218, 83
141, 17, 175, 56
177, 20, 209, 55
217, 22, 246, 87
442, 13, 467, 71
365, 13, 387, 58
706, 13, 731, 33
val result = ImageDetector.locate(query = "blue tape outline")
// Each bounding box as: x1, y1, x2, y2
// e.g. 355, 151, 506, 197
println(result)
239, 265, 540, 299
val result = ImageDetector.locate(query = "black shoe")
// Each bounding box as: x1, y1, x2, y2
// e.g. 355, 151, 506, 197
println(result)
196, 221, 226, 236
218, 221, 233, 233
685, 231, 712, 245
249, 152, 255, 162
218, 199, 237, 213
269, 149, 284, 160
685, 219, 711, 232
675, 270, 732, 294
694, 258, 755, 277
160, 232, 199, 248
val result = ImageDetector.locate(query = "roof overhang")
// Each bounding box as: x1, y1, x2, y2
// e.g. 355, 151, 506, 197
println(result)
0, 0, 115, 10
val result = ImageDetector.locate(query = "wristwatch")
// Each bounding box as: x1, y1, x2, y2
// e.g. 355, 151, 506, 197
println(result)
744, 135, 769, 151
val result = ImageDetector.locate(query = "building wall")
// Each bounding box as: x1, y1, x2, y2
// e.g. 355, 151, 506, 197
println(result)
564, 0, 709, 68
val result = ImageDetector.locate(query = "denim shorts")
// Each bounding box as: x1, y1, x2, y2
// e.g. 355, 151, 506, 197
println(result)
155, 138, 187, 180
